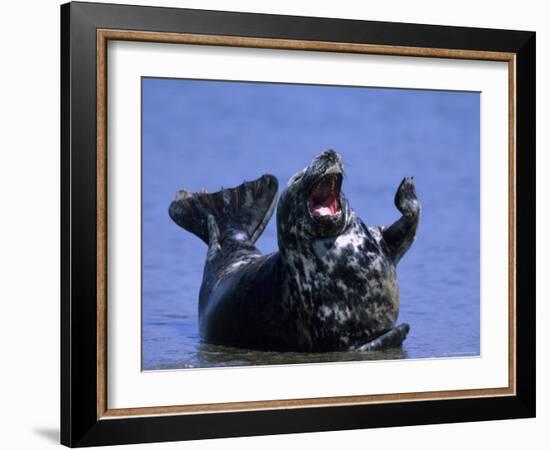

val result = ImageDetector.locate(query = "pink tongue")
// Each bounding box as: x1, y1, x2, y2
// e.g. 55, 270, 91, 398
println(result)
312, 194, 338, 216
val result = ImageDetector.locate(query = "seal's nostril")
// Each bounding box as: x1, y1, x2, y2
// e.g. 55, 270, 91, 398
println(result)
317, 149, 339, 165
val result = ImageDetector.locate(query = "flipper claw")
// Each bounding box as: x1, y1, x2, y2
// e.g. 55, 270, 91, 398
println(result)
356, 323, 410, 352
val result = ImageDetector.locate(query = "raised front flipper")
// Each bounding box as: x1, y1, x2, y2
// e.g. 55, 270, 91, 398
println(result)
355, 323, 410, 352
382, 177, 420, 263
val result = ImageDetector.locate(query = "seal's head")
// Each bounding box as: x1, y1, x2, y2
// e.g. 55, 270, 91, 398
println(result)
277, 150, 351, 249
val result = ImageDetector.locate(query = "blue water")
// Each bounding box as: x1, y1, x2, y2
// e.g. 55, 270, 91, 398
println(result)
142, 78, 480, 370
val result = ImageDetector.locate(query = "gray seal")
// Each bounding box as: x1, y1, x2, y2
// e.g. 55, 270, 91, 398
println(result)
169, 150, 420, 352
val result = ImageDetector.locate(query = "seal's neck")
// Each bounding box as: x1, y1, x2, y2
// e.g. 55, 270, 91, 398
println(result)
279, 213, 381, 276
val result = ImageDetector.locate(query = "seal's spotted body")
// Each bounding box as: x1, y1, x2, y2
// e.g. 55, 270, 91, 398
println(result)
169, 150, 420, 352
281, 217, 399, 351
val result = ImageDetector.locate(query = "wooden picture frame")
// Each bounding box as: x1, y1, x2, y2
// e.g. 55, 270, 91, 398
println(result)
61, 1, 535, 447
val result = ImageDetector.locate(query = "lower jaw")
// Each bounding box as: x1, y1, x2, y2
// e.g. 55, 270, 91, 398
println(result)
312, 214, 346, 235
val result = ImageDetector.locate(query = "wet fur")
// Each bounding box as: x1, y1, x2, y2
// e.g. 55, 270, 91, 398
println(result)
169, 150, 420, 352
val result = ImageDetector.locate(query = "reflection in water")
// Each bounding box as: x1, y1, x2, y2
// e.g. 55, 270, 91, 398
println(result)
141, 80, 481, 370
153, 341, 407, 370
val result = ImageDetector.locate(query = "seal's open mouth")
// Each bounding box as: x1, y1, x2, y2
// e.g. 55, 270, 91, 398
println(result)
308, 174, 342, 217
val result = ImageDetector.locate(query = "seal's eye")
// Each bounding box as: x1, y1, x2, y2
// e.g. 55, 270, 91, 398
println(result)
308, 174, 342, 217
287, 170, 306, 187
